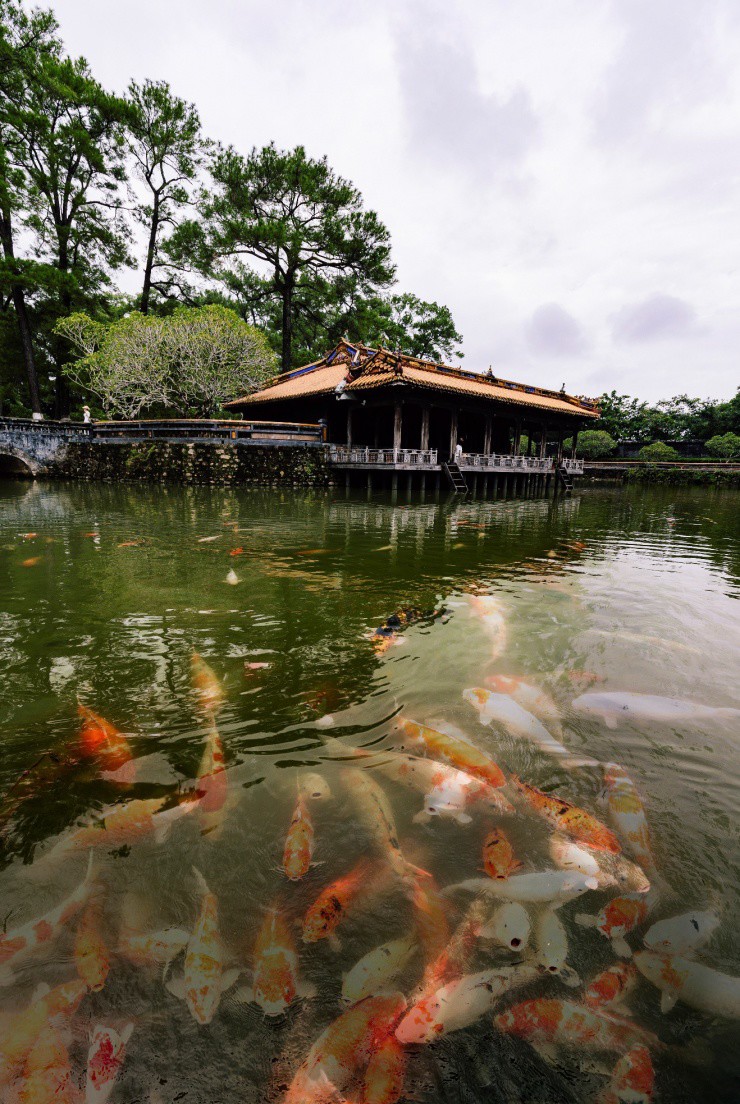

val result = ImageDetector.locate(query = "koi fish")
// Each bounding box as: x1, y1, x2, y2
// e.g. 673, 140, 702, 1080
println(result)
494, 998, 659, 1058
303, 862, 372, 947
573, 691, 740, 727
75, 898, 109, 992
283, 790, 314, 881
22, 557, 41, 566
482, 828, 522, 880
468, 594, 507, 660
445, 870, 598, 906
298, 772, 332, 801
196, 720, 228, 838
283, 993, 407, 1104
396, 964, 539, 1044
598, 1043, 654, 1104
534, 909, 580, 987
118, 927, 189, 970
362, 1034, 406, 1104
484, 674, 562, 733
479, 902, 531, 952
584, 962, 639, 1010
599, 762, 657, 874
376, 751, 512, 824
0, 978, 87, 1088
40, 795, 197, 863
643, 909, 720, 956
548, 833, 648, 893
341, 768, 420, 881
510, 775, 620, 853
634, 950, 740, 1017
575, 891, 658, 958
77, 704, 135, 784
170, 868, 237, 1024
0, 851, 94, 984
464, 688, 598, 769
190, 653, 224, 714
239, 907, 314, 1016
85, 1024, 134, 1104
225, 568, 239, 585
17, 1024, 74, 1104
411, 876, 450, 985
342, 936, 416, 1005
397, 718, 506, 789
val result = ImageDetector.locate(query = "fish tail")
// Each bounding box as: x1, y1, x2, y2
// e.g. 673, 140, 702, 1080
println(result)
574, 913, 597, 928
192, 866, 210, 896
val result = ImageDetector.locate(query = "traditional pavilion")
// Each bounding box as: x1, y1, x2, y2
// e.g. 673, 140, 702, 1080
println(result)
225, 339, 599, 494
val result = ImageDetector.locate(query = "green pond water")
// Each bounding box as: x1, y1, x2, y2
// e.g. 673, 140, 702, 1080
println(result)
0, 479, 739, 1102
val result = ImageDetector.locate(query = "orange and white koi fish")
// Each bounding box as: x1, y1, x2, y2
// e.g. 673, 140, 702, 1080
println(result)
597, 1043, 654, 1104
341, 768, 419, 881
510, 775, 621, 853
238, 906, 314, 1017
303, 862, 373, 948
77, 704, 135, 784
484, 675, 562, 732
482, 828, 522, 880
283, 993, 407, 1104
397, 719, 506, 789
40, 795, 197, 864
0, 978, 87, 1088
377, 751, 512, 824
298, 771, 332, 801
75, 897, 109, 992
599, 763, 656, 873
534, 909, 580, 987
465, 688, 599, 769
548, 834, 648, 893
575, 891, 658, 958
480, 902, 531, 952
411, 876, 450, 986
396, 964, 539, 1044
468, 594, 507, 660
118, 927, 189, 971
190, 653, 224, 714
283, 790, 314, 881
494, 998, 659, 1058
85, 1024, 134, 1104
584, 963, 639, 1010
196, 720, 228, 838
171, 868, 237, 1024
0, 852, 94, 984
634, 950, 740, 1017
17, 1024, 74, 1104
362, 1033, 406, 1104
342, 935, 416, 1005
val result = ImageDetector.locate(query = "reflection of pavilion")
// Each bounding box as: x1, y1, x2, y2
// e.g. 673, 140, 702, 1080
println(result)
227, 339, 595, 496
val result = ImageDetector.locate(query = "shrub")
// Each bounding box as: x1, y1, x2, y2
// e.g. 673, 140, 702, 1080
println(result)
705, 432, 740, 459
569, 430, 616, 459
637, 441, 679, 462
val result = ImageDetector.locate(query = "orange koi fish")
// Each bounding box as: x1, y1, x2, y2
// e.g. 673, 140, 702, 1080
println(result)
398, 719, 506, 789
17, 1024, 74, 1104
22, 557, 41, 567
283, 993, 406, 1104
190, 653, 224, 714
182, 868, 227, 1024
598, 1043, 655, 1104
77, 704, 135, 784
494, 998, 658, 1056
575, 891, 657, 958
0, 978, 87, 1088
411, 876, 451, 988
303, 862, 373, 947
75, 897, 109, 992
241, 907, 314, 1017
85, 1024, 134, 1104
362, 1034, 406, 1104
196, 720, 228, 838
510, 775, 621, 853
42, 795, 197, 863
584, 962, 639, 1010
283, 790, 314, 881
0, 852, 94, 983
482, 829, 522, 880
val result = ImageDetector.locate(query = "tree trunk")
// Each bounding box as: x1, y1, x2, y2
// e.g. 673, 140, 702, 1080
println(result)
54, 233, 71, 418
0, 203, 41, 413
281, 279, 293, 372
140, 192, 159, 315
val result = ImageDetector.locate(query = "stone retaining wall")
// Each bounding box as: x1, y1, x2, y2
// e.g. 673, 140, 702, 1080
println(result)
47, 441, 333, 487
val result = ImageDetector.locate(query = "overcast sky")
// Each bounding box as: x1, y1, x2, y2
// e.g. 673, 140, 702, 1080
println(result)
51, 0, 739, 402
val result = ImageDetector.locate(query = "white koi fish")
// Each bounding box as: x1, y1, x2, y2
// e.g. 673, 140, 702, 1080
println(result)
85, 1023, 134, 1104
484, 675, 562, 734
599, 763, 656, 874
464, 688, 598, 769
342, 935, 416, 1005
634, 949, 740, 1017
377, 751, 512, 824
573, 691, 740, 727
643, 909, 720, 956
395, 963, 538, 1044
444, 871, 598, 906
549, 833, 649, 894
468, 594, 507, 660
534, 909, 580, 987
298, 772, 332, 801
118, 927, 190, 971
479, 902, 531, 952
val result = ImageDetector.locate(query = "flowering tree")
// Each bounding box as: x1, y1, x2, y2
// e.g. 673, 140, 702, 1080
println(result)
56, 305, 275, 417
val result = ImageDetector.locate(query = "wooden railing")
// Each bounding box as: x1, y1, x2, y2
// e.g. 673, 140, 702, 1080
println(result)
459, 453, 554, 472
330, 447, 438, 468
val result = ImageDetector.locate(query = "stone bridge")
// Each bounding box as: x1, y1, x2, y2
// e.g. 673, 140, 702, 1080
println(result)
0, 417, 90, 477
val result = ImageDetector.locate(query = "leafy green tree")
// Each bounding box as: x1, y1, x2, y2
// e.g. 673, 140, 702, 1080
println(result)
127, 79, 207, 315
170, 143, 395, 371
57, 305, 275, 417
705, 433, 740, 460
570, 430, 616, 459
637, 441, 679, 462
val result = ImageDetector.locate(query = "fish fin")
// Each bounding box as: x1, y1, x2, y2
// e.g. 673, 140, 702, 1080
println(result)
165, 972, 186, 1001
404, 861, 433, 881
329, 933, 342, 952
232, 984, 254, 1005
511, 859, 524, 873
531, 1041, 558, 1066
154, 822, 172, 845
309, 861, 325, 869
559, 966, 581, 988
604, 716, 619, 730
298, 979, 317, 1000
220, 967, 242, 994
412, 810, 431, 825
31, 981, 51, 1002
574, 913, 597, 928
660, 989, 679, 1014
454, 812, 473, 825
191, 866, 210, 896
611, 936, 633, 959
579, 1057, 613, 1077
120, 1023, 135, 1045
0, 970, 15, 989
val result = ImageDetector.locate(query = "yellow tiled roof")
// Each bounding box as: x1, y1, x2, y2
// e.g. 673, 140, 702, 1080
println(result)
225, 340, 599, 418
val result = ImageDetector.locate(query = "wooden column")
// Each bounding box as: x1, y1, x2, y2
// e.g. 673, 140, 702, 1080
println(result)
571, 429, 579, 459
346, 406, 353, 448
483, 414, 492, 455
514, 419, 522, 454
393, 402, 402, 453
420, 406, 430, 451
539, 425, 548, 458
449, 409, 458, 458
